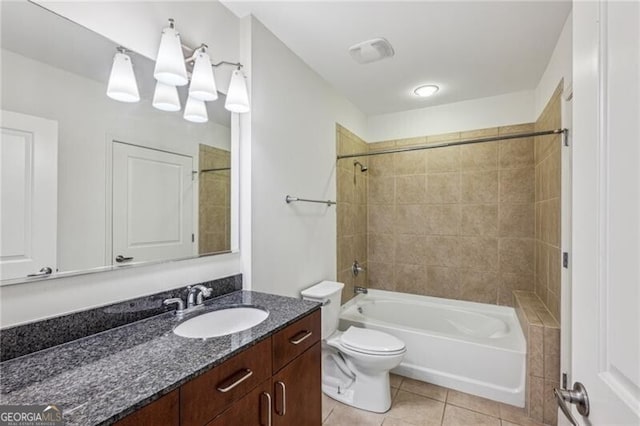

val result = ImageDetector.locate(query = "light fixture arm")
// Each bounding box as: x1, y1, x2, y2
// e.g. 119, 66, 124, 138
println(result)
182, 44, 243, 70
212, 61, 243, 70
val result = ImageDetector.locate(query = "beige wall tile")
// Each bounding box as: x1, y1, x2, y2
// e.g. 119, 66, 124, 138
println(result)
427, 266, 461, 299
500, 272, 534, 292
396, 204, 427, 235
460, 127, 499, 140
369, 176, 396, 204
368, 262, 394, 291
425, 236, 460, 267
394, 263, 428, 295
544, 327, 561, 381
529, 376, 544, 422
460, 142, 498, 171
425, 204, 460, 236
498, 123, 535, 135
461, 171, 499, 203
499, 238, 534, 275
395, 235, 427, 265
369, 233, 395, 263
394, 151, 426, 175
396, 175, 427, 204
427, 132, 460, 144
499, 138, 534, 169
426, 172, 461, 203
460, 204, 498, 236
499, 203, 534, 237
500, 168, 535, 203
459, 237, 498, 270
427, 147, 460, 173
369, 204, 395, 234
368, 153, 394, 177
459, 269, 499, 304
528, 324, 544, 377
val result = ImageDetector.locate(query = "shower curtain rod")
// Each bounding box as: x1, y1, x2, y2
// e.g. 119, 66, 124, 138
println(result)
336, 128, 568, 160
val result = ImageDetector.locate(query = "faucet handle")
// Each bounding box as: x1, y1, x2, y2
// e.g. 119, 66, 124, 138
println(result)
164, 298, 185, 315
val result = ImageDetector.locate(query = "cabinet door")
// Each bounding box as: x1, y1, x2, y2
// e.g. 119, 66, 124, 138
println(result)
114, 390, 179, 426
206, 379, 272, 426
272, 342, 321, 426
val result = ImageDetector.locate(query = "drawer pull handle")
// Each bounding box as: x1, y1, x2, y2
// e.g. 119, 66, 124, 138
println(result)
216, 368, 253, 392
260, 392, 272, 426
275, 381, 286, 416
290, 330, 312, 345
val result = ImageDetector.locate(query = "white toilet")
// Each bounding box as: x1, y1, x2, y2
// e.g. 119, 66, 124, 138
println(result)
301, 281, 406, 413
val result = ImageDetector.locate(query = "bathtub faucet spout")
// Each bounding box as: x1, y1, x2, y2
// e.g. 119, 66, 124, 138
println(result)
354, 286, 368, 295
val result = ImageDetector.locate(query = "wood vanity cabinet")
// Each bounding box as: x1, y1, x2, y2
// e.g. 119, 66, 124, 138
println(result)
115, 309, 321, 426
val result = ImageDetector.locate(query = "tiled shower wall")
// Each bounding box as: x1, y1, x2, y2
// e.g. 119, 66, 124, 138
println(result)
199, 144, 231, 254
336, 125, 368, 303
534, 84, 563, 321
364, 125, 536, 305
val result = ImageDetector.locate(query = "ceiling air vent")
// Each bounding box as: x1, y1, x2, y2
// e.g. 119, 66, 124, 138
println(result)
348, 38, 395, 64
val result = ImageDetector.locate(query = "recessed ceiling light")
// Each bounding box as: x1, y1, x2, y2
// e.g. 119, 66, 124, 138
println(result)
413, 85, 439, 97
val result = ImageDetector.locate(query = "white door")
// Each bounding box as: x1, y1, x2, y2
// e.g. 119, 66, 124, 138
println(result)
112, 142, 194, 265
568, 1, 640, 425
0, 110, 57, 281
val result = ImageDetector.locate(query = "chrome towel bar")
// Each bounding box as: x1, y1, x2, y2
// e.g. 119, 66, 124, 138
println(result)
285, 195, 336, 206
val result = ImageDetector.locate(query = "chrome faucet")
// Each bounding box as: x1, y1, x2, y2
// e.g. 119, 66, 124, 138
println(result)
187, 285, 213, 310
354, 286, 368, 295
163, 298, 185, 318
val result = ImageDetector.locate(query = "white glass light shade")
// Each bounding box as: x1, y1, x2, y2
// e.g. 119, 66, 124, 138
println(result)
225, 69, 250, 113
154, 26, 188, 86
152, 81, 181, 112
107, 52, 140, 103
189, 49, 218, 101
183, 96, 208, 123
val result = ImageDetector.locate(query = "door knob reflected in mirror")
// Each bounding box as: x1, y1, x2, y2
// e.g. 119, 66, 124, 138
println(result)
115, 255, 134, 263
27, 267, 53, 277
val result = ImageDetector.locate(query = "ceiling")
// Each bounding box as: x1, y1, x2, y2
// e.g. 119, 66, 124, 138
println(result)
223, 1, 571, 115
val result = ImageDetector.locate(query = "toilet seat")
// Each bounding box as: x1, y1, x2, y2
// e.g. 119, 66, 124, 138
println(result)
338, 326, 406, 356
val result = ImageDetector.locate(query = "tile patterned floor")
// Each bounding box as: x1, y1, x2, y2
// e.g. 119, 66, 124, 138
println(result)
322, 375, 547, 426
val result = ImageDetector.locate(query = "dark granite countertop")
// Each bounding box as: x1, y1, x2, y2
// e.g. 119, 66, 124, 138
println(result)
0, 290, 320, 425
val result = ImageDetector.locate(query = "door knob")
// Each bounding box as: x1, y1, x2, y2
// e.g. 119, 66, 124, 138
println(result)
554, 381, 590, 425
27, 267, 53, 277
115, 255, 134, 263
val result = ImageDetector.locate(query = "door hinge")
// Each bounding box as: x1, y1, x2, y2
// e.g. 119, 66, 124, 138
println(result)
192, 233, 195, 243
562, 372, 568, 388
563, 252, 569, 268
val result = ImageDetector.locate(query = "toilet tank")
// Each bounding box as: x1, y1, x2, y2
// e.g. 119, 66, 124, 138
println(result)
301, 281, 344, 339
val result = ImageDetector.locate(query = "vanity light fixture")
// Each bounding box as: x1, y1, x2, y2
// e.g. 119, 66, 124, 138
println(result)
183, 95, 208, 123
413, 84, 439, 97
225, 68, 250, 113
189, 45, 218, 101
152, 81, 181, 112
154, 19, 188, 86
106, 48, 140, 103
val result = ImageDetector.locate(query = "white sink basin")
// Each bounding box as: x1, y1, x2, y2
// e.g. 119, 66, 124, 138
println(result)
173, 307, 269, 339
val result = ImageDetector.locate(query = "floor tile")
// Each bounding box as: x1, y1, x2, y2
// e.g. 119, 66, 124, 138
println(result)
323, 402, 385, 426
386, 390, 445, 425
322, 393, 339, 422
446, 389, 502, 417
400, 378, 448, 402
442, 405, 501, 426
501, 420, 521, 426
382, 418, 422, 426
390, 373, 404, 388
499, 403, 545, 426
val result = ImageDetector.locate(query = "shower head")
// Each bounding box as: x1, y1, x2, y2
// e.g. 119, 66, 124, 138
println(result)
354, 160, 368, 172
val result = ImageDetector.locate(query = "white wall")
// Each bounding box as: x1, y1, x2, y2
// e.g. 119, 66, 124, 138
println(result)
534, 12, 572, 120
0, 2, 243, 328
366, 90, 535, 142
248, 17, 367, 297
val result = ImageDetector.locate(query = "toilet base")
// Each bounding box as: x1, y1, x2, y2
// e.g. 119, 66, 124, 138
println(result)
322, 370, 393, 413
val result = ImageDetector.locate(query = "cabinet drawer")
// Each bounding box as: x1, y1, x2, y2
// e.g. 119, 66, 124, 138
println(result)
205, 379, 272, 426
115, 390, 179, 426
181, 338, 272, 426
272, 310, 321, 373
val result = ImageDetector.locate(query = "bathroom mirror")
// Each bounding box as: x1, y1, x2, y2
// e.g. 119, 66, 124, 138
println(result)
0, 1, 237, 284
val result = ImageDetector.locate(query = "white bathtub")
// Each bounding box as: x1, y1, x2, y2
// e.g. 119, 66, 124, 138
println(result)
340, 290, 526, 407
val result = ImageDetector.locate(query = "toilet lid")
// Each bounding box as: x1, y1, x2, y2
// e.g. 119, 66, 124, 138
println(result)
340, 326, 406, 354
